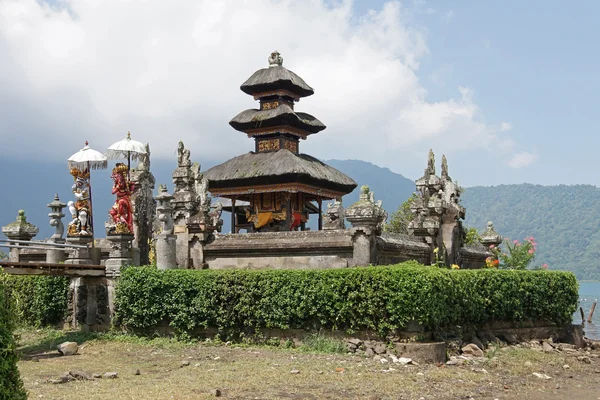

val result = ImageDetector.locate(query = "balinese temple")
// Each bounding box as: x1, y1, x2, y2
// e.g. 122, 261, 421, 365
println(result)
204, 51, 357, 232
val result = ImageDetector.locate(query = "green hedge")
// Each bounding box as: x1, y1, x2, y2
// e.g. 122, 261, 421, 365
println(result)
114, 263, 579, 337
0, 275, 27, 399
0, 275, 70, 327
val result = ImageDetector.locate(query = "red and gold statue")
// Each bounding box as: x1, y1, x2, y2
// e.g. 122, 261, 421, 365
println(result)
108, 163, 136, 235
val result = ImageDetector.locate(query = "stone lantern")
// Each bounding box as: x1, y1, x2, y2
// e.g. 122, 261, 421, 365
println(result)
480, 221, 502, 249
2, 210, 39, 261
154, 184, 177, 269
47, 194, 67, 243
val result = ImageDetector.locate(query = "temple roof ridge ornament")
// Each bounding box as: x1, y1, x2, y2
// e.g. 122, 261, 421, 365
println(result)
268, 50, 283, 67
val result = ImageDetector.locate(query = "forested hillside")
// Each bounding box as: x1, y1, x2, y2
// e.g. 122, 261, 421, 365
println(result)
462, 184, 600, 281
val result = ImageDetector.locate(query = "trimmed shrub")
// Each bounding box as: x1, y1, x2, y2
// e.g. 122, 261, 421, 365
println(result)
114, 263, 578, 337
0, 273, 27, 399
0, 275, 70, 327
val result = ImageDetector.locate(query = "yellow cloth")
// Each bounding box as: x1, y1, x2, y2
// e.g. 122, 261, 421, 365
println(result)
254, 212, 274, 229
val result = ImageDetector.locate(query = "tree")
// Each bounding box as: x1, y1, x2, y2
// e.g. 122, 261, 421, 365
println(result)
0, 276, 27, 399
463, 227, 481, 245
385, 193, 418, 234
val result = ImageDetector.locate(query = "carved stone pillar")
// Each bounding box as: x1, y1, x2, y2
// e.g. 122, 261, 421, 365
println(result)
104, 234, 134, 277
345, 186, 387, 267
65, 236, 93, 265
130, 144, 156, 265
155, 185, 177, 269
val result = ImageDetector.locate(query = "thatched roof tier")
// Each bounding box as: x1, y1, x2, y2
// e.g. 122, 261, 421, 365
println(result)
229, 103, 325, 135
241, 66, 314, 98
204, 149, 357, 198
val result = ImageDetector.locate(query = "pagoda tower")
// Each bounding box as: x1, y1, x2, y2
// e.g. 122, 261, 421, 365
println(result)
204, 51, 357, 232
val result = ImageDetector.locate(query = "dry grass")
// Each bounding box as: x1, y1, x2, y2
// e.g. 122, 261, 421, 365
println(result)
16, 329, 600, 400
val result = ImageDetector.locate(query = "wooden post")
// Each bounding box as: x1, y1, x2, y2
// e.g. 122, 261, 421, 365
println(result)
317, 198, 322, 231
231, 197, 236, 234
588, 302, 597, 323
580, 307, 585, 324
285, 196, 291, 231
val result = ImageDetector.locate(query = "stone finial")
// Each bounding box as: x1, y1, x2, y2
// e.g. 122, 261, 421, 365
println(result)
268, 50, 283, 67
345, 186, 387, 235
426, 149, 435, 176
441, 155, 449, 180
2, 210, 39, 241
480, 221, 502, 247
47, 194, 67, 242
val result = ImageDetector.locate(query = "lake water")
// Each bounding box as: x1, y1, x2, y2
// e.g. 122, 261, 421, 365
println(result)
576, 281, 600, 340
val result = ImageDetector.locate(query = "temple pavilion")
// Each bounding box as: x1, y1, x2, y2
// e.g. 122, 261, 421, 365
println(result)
204, 51, 357, 233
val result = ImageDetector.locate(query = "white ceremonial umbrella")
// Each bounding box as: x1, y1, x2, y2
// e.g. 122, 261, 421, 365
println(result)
105, 131, 147, 177
67, 141, 108, 245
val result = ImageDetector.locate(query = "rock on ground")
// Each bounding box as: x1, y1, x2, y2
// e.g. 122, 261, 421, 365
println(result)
57, 342, 79, 356
461, 343, 484, 358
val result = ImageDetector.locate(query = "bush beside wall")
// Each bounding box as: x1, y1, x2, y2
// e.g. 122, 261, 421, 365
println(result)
115, 263, 578, 337
0, 275, 70, 327
0, 274, 27, 399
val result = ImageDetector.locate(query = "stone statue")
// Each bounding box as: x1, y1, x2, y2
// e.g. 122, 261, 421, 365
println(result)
192, 164, 210, 211
108, 163, 136, 235
323, 199, 345, 230
138, 143, 151, 171
268, 50, 283, 67
177, 141, 191, 167
208, 202, 223, 232
67, 168, 93, 237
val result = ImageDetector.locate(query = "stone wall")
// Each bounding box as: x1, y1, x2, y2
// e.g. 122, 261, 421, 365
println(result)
204, 230, 354, 269
375, 233, 431, 265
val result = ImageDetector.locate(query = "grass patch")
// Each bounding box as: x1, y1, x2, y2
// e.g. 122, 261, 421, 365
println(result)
299, 332, 346, 354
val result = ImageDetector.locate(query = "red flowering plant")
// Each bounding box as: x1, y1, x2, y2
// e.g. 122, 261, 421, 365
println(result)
488, 237, 544, 270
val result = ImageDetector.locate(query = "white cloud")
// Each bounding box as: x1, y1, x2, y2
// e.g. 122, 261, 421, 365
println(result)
444, 10, 455, 22
0, 0, 521, 179
507, 152, 537, 168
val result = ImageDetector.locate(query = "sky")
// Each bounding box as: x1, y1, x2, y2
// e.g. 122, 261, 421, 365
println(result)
0, 0, 598, 187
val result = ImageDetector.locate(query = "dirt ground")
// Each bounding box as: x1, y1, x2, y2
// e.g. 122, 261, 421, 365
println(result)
16, 329, 600, 400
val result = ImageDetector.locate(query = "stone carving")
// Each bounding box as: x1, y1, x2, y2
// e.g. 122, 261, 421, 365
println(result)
268, 50, 283, 67
322, 199, 345, 230
208, 202, 223, 232
67, 168, 93, 237
408, 151, 466, 265
47, 194, 67, 241
107, 163, 136, 235
156, 184, 174, 235
177, 140, 191, 167
441, 155, 449, 180
345, 186, 387, 235
192, 163, 211, 220
172, 141, 199, 226
130, 143, 156, 265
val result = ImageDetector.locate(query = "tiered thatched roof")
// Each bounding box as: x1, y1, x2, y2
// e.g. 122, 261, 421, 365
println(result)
229, 103, 325, 134
241, 65, 314, 98
204, 149, 357, 195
